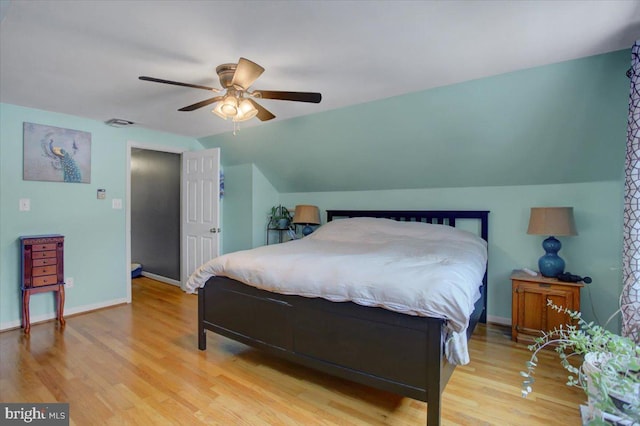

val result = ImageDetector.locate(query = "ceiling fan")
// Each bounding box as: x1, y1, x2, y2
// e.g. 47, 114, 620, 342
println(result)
139, 57, 322, 123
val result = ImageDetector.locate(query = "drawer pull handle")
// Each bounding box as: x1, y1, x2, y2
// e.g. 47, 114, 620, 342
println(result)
538, 283, 551, 288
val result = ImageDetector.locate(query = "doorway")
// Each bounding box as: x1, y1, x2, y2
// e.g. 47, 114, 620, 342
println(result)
126, 142, 184, 302
131, 148, 181, 282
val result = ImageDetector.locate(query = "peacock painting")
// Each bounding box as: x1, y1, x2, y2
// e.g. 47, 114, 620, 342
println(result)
23, 122, 91, 183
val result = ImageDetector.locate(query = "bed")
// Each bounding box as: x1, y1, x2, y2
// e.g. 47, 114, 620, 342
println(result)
188, 210, 489, 425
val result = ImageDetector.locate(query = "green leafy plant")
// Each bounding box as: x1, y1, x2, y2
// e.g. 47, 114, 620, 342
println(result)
520, 301, 639, 424
269, 205, 293, 230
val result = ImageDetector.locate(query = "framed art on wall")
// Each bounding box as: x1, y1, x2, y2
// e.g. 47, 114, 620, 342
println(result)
23, 122, 91, 183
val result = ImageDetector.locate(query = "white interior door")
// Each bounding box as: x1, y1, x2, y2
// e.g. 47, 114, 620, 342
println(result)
181, 148, 220, 287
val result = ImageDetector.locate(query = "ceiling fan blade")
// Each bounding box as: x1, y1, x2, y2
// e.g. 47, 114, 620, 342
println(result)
248, 99, 276, 121
255, 90, 321, 103
139, 76, 219, 92
178, 96, 224, 112
231, 58, 265, 90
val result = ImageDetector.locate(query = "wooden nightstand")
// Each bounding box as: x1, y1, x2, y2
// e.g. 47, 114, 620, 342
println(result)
20, 235, 66, 334
511, 271, 583, 344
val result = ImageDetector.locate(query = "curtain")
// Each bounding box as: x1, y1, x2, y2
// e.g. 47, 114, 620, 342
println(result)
622, 41, 640, 342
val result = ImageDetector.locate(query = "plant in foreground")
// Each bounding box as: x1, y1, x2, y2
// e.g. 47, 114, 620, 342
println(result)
520, 301, 639, 424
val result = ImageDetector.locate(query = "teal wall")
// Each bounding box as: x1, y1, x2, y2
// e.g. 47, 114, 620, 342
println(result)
209, 50, 629, 329
201, 50, 628, 194
221, 163, 280, 253
1, 48, 630, 332
0, 103, 200, 328
252, 165, 279, 247
280, 181, 624, 327
221, 164, 253, 253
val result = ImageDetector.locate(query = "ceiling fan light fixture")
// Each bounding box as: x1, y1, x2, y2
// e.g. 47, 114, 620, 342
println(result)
212, 103, 228, 120
220, 96, 238, 116
233, 99, 258, 122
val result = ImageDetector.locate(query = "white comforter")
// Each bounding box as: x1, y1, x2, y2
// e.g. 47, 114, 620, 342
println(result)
185, 217, 488, 365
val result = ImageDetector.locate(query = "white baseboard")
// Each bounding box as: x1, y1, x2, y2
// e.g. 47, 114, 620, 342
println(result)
0, 297, 128, 332
487, 315, 511, 326
140, 271, 181, 287
2, 294, 511, 331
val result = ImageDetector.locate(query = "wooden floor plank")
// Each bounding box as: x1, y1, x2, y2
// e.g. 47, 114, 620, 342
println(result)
0, 277, 585, 425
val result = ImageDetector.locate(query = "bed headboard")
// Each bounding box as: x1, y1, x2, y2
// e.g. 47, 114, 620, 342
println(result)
326, 210, 489, 242
326, 209, 490, 323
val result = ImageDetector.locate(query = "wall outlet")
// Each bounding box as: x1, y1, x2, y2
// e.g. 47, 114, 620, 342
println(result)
65, 277, 74, 288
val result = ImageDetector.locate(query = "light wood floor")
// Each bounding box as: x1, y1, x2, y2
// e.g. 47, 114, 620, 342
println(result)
1, 277, 585, 425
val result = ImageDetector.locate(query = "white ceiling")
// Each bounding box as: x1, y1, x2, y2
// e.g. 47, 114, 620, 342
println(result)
1, 0, 638, 139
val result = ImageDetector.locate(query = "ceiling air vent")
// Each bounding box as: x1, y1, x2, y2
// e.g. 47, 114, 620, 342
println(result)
105, 118, 134, 128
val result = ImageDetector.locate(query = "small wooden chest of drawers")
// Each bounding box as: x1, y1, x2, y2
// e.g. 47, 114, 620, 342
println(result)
20, 235, 66, 333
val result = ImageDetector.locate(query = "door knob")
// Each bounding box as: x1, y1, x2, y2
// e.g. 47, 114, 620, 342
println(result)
209, 228, 220, 233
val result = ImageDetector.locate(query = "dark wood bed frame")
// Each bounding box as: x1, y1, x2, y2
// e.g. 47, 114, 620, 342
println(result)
198, 210, 489, 425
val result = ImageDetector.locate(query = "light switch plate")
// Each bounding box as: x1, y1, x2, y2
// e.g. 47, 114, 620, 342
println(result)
19, 198, 30, 211
112, 198, 122, 209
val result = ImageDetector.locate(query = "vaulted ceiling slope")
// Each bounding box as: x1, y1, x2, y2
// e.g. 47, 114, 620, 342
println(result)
0, 1, 638, 139
199, 49, 631, 193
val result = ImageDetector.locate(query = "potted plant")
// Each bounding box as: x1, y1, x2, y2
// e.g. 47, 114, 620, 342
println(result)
520, 301, 640, 424
269, 205, 293, 230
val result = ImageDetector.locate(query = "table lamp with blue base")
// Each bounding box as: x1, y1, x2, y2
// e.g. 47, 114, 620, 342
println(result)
293, 205, 320, 237
527, 207, 577, 278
